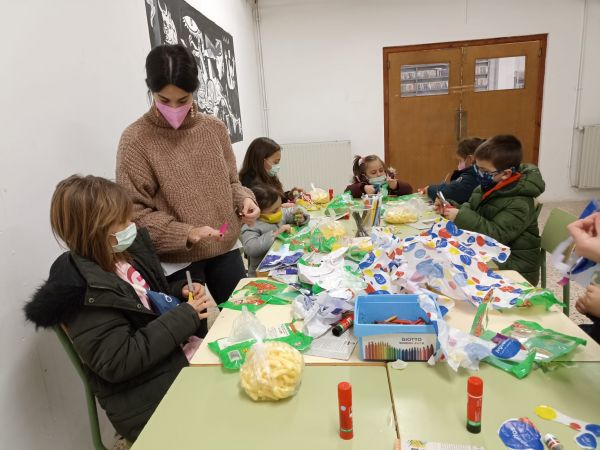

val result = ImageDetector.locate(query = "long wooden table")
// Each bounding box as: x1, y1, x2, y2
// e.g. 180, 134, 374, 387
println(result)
191, 271, 600, 366
131, 366, 398, 450
389, 361, 600, 448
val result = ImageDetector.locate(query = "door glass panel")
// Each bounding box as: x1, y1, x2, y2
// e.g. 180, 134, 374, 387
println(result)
475, 56, 525, 92
401, 63, 449, 97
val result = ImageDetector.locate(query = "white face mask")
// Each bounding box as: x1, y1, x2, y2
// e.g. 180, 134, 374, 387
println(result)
111, 223, 137, 253
267, 163, 281, 176
368, 175, 386, 186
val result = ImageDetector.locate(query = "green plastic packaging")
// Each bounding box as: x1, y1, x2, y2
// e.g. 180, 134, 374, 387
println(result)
208, 322, 313, 370
220, 280, 297, 312
479, 330, 536, 379
501, 320, 587, 363
513, 287, 564, 310
324, 193, 355, 217
479, 320, 587, 379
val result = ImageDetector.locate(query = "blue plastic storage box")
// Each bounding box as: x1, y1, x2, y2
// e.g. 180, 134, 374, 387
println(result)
353, 294, 440, 361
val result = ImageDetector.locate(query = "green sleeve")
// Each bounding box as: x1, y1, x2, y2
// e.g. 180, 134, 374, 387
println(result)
454, 198, 534, 244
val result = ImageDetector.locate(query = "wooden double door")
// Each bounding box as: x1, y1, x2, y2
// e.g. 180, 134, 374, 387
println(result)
384, 35, 547, 189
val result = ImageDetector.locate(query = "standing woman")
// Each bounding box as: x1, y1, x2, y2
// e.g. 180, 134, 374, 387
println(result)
117, 44, 259, 304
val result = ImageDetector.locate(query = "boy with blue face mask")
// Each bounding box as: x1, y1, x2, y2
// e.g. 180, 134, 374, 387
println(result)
435, 135, 545, 285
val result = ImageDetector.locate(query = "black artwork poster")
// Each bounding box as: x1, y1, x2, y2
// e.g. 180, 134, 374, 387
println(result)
144, 0, 243, 143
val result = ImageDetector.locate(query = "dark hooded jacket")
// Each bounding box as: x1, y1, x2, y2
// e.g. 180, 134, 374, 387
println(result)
426, 166, 479, 205
454, 164, 545, 285
24, 228, 203, 442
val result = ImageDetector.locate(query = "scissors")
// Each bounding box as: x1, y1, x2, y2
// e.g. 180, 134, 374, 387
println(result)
436, 191, 451, 214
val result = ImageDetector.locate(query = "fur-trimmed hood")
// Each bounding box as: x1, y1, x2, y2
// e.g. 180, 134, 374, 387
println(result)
24, 252, 87, 329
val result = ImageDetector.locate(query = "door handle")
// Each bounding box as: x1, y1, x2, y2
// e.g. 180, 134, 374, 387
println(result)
455, 106, 467, 141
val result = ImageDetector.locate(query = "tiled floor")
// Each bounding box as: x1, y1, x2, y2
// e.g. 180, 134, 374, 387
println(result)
110, 201, 593, 450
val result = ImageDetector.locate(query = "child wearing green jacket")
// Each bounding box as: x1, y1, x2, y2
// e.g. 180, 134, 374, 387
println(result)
435, 135, 545, 285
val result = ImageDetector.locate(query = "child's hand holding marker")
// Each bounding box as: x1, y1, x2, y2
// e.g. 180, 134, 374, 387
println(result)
274, 224, 292, 237
184, 270, 212, 319
386, 176, 398, 190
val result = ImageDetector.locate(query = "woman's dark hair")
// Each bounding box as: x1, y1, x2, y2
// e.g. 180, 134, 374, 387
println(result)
251, 183, 282, 211
145, 44, 199, 93
352, 154, 387, 183
239, 137, 283, 193
457, 137, 486, 159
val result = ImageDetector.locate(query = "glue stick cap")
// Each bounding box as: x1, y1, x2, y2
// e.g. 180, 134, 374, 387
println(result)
467, 376, 483, 396
338, 381, 352, 401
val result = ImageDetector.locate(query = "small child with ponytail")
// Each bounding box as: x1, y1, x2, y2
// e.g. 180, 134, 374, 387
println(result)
345, 155, 413, 198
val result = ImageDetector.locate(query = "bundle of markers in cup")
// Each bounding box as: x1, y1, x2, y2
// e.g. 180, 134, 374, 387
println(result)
362, 193, 383, 228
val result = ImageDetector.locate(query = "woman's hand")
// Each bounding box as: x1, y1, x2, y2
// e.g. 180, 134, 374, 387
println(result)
240, 198, 259, 226
433, 198, 444, 214
417, 186, 429, 195
364, 185, 376, 195
568, 213, 600, 262
187, 226, 223, 245
387, 178, 398, 190
183, 283, 213, 320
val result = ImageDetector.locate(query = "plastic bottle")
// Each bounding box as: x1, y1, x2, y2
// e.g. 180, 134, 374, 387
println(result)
543, 434, 564, 450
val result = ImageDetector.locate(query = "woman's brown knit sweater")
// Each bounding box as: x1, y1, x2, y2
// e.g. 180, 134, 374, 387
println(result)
116, 106, 255, 263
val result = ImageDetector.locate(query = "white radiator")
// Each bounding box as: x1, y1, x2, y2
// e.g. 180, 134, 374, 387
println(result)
278, 140, 353, 195
576, 125, 600, 188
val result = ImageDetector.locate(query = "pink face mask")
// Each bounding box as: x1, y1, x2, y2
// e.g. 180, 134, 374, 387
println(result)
155, 101, 192, 129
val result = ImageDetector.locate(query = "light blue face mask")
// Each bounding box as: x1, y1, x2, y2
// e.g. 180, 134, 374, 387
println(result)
267, 163, 281, 176
111, 223, 137, 253
368, 175, 386, 186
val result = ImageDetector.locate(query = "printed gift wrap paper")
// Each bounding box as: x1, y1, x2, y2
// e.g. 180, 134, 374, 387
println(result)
359, 220, 560, 309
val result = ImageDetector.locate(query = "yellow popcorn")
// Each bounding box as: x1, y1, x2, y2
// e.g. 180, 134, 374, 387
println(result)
384, 207, 418, 224
240, 342, 304, 401
309, 188, 330, 204
319, 221, 346, 239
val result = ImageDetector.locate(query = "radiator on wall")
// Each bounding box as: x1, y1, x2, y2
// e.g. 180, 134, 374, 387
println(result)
278, 140, 353, 195
576, 125, 600, 188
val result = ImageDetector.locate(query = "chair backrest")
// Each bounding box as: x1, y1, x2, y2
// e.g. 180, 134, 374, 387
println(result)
54, 326, 109, 450
541, 208, 578, 254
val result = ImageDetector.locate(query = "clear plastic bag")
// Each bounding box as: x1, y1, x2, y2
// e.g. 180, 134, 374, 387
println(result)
240, 341, 305, 401
384, 198, 428, 224
230, 306, 266, 342
308, 183, 329, 204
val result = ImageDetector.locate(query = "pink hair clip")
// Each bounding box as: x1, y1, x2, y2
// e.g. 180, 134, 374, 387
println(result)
355, 154, 365, 165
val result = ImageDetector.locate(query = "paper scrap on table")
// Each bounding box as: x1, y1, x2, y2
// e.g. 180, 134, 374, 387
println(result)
304, 332, 358, 360
404, 440, 484, 450
390, 359, 408, 370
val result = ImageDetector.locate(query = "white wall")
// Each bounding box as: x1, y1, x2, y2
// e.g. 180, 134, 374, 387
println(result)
0, 1, 262, 449
258, 0, 600, 202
